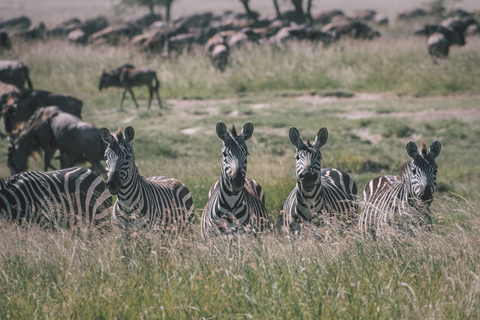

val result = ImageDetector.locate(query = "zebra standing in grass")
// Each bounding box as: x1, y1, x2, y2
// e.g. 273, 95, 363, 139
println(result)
201, 121, 268, 237
360, 140, 441, 237
283, 126, 358, 232
100, 126, 194, 232
0, 167, 112, 230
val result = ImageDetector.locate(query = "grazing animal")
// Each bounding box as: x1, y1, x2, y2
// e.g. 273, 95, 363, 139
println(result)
100, 126, 194, 232
0, 83, 20, 136
7, 107, 106, 176
0, 167, 112, 230
98, 64, 162, 109
3, 89, 82, 134
418, 17, 478, 63
0, 30, 12, 51
210, 44, 229, 72
282, 127, 358, 233
201, 121, 268, 237
360, 140, 441, 237
0, 60, 33, 91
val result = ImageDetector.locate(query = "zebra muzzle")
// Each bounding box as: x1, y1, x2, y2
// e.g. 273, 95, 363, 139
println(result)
106, 172, 122, 195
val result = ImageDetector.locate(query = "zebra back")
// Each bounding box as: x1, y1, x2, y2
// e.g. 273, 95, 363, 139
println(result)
0, 167, 112, 230
283, 126, 358, 232
360, 140, 441, 236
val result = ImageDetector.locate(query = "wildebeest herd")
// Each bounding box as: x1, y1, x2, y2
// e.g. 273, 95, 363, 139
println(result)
0, 3, 473, 237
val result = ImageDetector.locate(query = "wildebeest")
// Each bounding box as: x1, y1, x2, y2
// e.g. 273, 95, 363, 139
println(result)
3, 89, 83, 134
0, 30, 12, 51
0, 60, 34, 91
0, 16, 31, 30
8, 106, 106, 176
418, 17, 478, 63
210, 44, 229, 72
99, 64, 162, 109
13, 22, 46, 41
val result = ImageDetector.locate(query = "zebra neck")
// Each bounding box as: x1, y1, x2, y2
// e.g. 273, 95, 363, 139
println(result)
115, 164, 143, 213
295, 184, 324, 219
400, 161, 415, 202
217, 179, 246, 215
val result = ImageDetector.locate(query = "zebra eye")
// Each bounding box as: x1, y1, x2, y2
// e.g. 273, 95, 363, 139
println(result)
295, 155, 300, 160
412, 168, 417, 175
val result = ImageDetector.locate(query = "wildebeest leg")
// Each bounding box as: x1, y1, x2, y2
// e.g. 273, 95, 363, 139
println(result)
147, 86, 153, 109
128, 87, 140, 109
44, 147, 57, 171
120, 89, 128, 109
154, 87, 162, 109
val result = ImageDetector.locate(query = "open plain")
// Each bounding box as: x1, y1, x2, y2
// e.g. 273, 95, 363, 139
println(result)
1, 0, 480, 318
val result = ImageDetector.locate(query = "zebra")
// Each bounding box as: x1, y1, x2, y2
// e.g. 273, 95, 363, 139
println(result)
100, 126, 194, 233
282, 126, 358, 233
0, 167, 112, 230
360, 140, 441, 237
201, 121, 268, 237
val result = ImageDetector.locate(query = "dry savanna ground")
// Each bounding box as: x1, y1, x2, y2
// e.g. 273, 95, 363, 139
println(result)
1, 0, 480, 318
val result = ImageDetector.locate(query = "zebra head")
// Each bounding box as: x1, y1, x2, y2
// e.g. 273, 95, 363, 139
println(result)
405, 140, 441, 204
100, 126, 135, 195
216, 121, 253, 193
289, 127, 328, 192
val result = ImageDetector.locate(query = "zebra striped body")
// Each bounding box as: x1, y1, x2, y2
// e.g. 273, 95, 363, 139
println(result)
100, 126, 194, 232
360, 140, 441, 236
0, 167, 112, 229
201, 121, 268, 237
283, 127, 357, 232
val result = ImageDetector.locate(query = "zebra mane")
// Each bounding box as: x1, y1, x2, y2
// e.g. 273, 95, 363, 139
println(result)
420, 140, 427, 156
231, 125, 237, 138
115, 127, 124, 141
401, 160, 412, 180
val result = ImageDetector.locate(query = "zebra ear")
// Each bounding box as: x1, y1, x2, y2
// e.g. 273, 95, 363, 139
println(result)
289, 127, 304, 149
216, 121, 229, 142
429, 140, 441, 158
314, 127, 328, 149
100, 127, 114, 144
124, 126, 135, 144
241, 121, 254, 141
406, 141, 419, 159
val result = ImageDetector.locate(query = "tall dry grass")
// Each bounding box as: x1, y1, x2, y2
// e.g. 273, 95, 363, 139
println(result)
1, 195, 479, 318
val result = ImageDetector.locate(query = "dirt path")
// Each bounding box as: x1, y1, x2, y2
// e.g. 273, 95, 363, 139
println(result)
167, 93, 480, 143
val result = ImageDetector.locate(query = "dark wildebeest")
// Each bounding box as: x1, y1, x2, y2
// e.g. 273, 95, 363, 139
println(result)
0, 30, 12, 51
7, 106, 106, 176
420, 17, 478, 63
210, 44, 229, 72
3, 89, 82, 134
99, 64, 162, 109
0, 60, 34, 91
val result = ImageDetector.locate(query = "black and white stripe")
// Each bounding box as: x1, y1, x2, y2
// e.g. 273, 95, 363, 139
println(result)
0, 167, 112, 229
360, 140, 441, 236
100, 126, 194, 232
201, 121, 268, 237
283, 127, 358, 232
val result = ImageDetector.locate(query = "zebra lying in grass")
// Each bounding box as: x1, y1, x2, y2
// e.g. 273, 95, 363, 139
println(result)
282, 126, 358, 233
100, 126, 194, 233
360, 140, 441, 237
0, 167, 112, 230
201, 121, 268, 237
